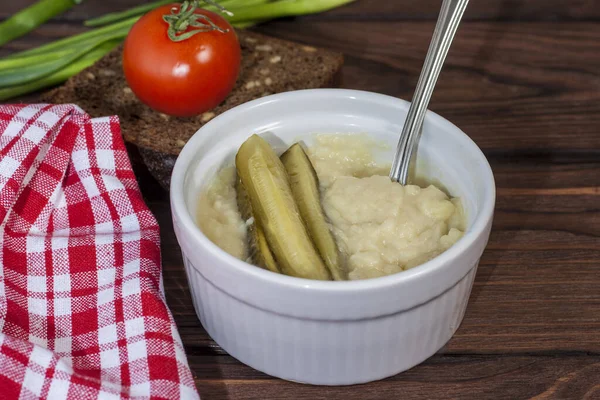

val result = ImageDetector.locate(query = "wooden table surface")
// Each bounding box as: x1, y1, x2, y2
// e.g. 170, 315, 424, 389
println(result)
2, 1, 600, 399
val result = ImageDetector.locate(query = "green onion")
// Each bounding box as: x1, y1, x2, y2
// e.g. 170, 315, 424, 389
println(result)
0, 34, 126, 87
0, 40, 120, 102
0, 48, 75, 70
226, 0, 355, 24
0, 0, 83, 47
4, 16, 137, 60
84, 0, 172, 27
83, 0, 270, 27
231, 20, 261, 29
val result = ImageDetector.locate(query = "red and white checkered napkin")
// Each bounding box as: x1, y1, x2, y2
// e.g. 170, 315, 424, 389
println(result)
0, 104, 199, 399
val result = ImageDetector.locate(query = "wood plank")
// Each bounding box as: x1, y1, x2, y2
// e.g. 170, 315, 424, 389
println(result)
254, 21, 600, 152
318, 0, 600, 22
495, 190, 598, 213
450, 234, 600, 353
3, 21, 600, 154
3, 0, 600, 22
493, 211, 599, 238
490, 159, 600, 189
188, 354, 600, 400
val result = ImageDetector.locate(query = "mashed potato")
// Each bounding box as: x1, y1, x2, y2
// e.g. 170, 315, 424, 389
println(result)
197, 134, 465, 280
197, 167, 247, 260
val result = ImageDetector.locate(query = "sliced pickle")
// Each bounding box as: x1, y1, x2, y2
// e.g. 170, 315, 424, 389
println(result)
281, 143, 346, 281
235, 177, 280, 273
235, 134, 331, 280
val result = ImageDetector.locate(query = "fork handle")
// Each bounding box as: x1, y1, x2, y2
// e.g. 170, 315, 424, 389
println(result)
390, 0, 469, 184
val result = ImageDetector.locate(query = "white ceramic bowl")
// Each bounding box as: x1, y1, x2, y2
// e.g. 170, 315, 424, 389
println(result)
170, 89, 495, 386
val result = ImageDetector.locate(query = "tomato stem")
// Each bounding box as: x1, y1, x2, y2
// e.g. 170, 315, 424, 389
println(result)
163, 1, 231, 42
203, 0, 234, 17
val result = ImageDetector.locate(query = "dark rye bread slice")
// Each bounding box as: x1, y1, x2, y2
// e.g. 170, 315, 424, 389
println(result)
43, 29, 344, 190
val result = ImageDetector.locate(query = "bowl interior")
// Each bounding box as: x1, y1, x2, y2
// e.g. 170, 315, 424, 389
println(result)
182, 90, 491, 234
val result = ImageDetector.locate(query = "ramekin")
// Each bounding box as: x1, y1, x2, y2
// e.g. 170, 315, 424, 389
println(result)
170, 89, 495, 385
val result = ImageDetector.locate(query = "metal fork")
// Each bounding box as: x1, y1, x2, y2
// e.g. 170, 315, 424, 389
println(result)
389, 0, 469, 184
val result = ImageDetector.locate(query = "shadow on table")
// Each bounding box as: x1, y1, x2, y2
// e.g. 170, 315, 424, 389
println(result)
193, 355, 232, 400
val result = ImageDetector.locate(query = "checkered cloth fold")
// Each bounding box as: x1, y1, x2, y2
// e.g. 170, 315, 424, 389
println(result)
0, 104, 199, 399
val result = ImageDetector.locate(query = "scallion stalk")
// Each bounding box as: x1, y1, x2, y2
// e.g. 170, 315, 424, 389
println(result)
84, 0, 172, 27
83, 0, 271, 27
4, 16, 137, 60
0, 40, 120, 101
226, 0, 355, 24
231, 20, 261, 29
0, 0, 83, 47
0, 47, 75, 70
0, 33, 126, 87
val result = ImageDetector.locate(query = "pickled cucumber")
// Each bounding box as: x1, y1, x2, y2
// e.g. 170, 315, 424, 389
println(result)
235, 134, 331, 280
235, 177, 280, 273
281, 143, 346, 280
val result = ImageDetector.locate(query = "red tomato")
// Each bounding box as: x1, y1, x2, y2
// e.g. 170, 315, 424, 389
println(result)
123, 4, 241, 117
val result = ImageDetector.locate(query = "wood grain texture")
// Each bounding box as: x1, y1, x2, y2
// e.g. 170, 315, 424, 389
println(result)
4, 0, 600, 22
254, 21, 600, 152
315, 0, 600, 22
190, 355, 600, 400
2, 0, 600, 398
5, 20, 600, 154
